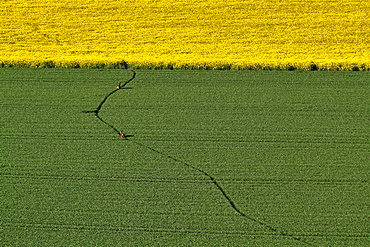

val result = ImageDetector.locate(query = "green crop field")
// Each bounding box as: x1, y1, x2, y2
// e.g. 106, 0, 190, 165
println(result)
1, 68, 369, 246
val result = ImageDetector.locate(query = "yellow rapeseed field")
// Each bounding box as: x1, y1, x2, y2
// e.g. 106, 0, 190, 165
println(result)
1, 0, 369, 70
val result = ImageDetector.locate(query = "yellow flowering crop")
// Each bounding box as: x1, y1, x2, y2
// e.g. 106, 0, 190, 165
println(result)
1, 0, 369, 70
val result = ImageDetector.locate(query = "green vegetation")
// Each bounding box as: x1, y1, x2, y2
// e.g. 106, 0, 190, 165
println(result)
1, 69, 369, 246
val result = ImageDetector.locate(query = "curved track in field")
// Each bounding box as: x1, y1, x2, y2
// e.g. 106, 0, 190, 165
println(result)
83, 70, 314, 246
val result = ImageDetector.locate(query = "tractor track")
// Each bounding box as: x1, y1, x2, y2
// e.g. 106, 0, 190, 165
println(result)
83, 70, 314, 246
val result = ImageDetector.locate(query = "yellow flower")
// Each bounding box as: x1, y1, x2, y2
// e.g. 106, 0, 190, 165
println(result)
1, 0, 369, 70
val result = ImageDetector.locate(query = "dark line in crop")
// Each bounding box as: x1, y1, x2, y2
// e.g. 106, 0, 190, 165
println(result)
82, 70, 136, 135
4, 222, 369, 239
1, 172, 208, 183
2, 172, 367, 184
131, 140, 314, 246
84, 70, 314, 246
0, 222, 284, 236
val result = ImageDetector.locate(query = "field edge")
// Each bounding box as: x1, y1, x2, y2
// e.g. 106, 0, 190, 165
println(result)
1, 59, 370, 71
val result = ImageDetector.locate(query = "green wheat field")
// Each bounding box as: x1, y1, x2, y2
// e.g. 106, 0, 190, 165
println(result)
1, 68, 369, 246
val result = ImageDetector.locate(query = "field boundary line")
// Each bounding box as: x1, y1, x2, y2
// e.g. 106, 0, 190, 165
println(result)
83, 70, 314, 246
